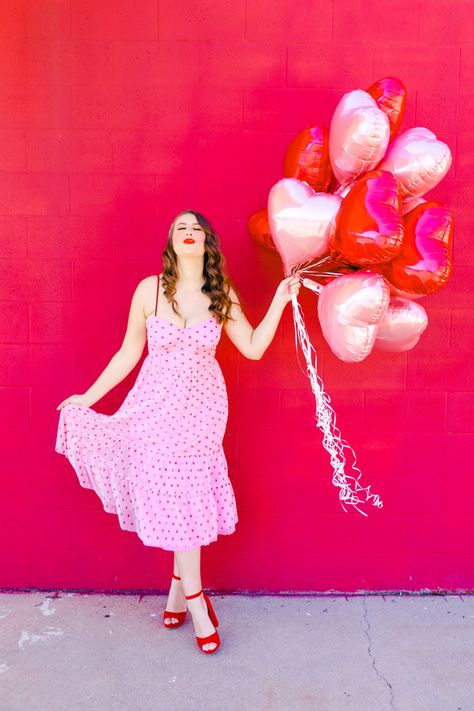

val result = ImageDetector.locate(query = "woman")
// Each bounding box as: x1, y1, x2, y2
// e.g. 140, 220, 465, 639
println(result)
55, 209, 301, 654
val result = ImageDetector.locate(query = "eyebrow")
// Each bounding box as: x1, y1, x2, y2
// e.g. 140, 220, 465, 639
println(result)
176, 222, 201, 227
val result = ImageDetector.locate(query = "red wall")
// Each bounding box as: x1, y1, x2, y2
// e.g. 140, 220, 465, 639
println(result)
1, 1, 472, 592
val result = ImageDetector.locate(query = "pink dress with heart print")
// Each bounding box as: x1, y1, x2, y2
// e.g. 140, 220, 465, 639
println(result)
55, 274, 238, 551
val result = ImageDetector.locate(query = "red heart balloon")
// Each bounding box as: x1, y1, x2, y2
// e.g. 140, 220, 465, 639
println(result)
283, 125, 332, 193
376, 201, 453, 296
366, 76, 407, 140
330, 169, 404, 266
248, 208, 277, 254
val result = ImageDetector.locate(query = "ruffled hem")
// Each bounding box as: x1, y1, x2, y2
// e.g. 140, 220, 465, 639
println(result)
55, 405, 238, 551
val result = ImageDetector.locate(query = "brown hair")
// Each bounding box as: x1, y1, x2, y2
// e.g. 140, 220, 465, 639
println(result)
161, 209, 240, 326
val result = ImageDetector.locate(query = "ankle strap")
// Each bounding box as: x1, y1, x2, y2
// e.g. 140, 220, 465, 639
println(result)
185, 589, 203, 600
172, 574, 181, 581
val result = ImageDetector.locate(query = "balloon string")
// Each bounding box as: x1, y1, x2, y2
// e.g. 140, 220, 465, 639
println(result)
300, 270, 342, 278
288, 256, 333, 276
290, 292, 384, 517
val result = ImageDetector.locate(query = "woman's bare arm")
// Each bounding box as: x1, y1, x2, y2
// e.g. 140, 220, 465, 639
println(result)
224, 274, 301, 360
80, 278, 149, 407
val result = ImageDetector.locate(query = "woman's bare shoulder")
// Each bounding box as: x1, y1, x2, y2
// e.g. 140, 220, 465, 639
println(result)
138, 274, 159, 290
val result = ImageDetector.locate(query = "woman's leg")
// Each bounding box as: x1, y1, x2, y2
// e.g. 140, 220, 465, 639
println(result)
163, 552, 187, 625
175, 546, 218, 652
173, 551, 180, 578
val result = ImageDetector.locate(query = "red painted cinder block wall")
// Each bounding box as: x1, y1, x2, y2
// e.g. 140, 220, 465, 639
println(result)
1, 1, 472, 592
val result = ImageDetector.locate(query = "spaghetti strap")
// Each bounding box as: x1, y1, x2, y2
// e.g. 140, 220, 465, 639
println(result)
154, 274, 160, 316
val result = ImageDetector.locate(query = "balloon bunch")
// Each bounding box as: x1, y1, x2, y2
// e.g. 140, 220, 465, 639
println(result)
248, 77, 454, 516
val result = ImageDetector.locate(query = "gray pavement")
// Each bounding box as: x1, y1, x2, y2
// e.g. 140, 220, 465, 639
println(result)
0, 591, 472, 711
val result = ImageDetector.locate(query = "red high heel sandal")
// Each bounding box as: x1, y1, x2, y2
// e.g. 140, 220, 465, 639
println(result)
163, 574, 188, 629
185, 589, 221, 654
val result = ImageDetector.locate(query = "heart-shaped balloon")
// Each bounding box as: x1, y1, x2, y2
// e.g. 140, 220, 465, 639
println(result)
268, 178, 342, 274
329, 89, 391, 187
377, 127, 452, 199
377, 201, 453, 297
366, 76, 407, 140
247, 208, 277, 253
283, 125, 332, 192
317, 271, 390, 362
374, 297, 428, 352
331, 169, 404, 266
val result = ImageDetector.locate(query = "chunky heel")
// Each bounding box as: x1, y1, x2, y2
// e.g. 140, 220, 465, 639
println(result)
185, 589, 221, 654
163, 574, 187, 629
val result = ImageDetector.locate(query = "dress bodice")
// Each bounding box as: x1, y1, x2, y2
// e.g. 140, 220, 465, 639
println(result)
146, 314, 222, 366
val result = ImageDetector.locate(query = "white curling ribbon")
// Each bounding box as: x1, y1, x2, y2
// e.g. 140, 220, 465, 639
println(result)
290, 288, 383, 516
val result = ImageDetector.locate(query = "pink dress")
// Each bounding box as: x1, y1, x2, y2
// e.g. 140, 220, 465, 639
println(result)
55, 274, 239, 551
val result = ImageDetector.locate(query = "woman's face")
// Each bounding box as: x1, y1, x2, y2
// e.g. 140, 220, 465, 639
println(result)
171, 212, 206, 257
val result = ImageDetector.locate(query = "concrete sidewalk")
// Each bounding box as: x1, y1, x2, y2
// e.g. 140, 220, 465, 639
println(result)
0, 591, 472, 711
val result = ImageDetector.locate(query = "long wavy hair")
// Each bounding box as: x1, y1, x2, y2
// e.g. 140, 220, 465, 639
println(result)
161, 209, 240, 326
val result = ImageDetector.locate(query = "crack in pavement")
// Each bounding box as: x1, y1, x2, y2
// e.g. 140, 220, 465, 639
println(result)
363, 597, 397, 711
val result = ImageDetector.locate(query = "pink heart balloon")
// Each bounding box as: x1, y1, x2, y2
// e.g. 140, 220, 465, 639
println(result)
317, 271, 390, 362
374, 297, 428, 352
377, 127, 452, 199
268, 178, 342, 274
329, 89, 391, 187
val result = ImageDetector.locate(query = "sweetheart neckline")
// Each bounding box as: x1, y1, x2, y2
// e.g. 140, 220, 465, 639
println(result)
146, 315, 219, 330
